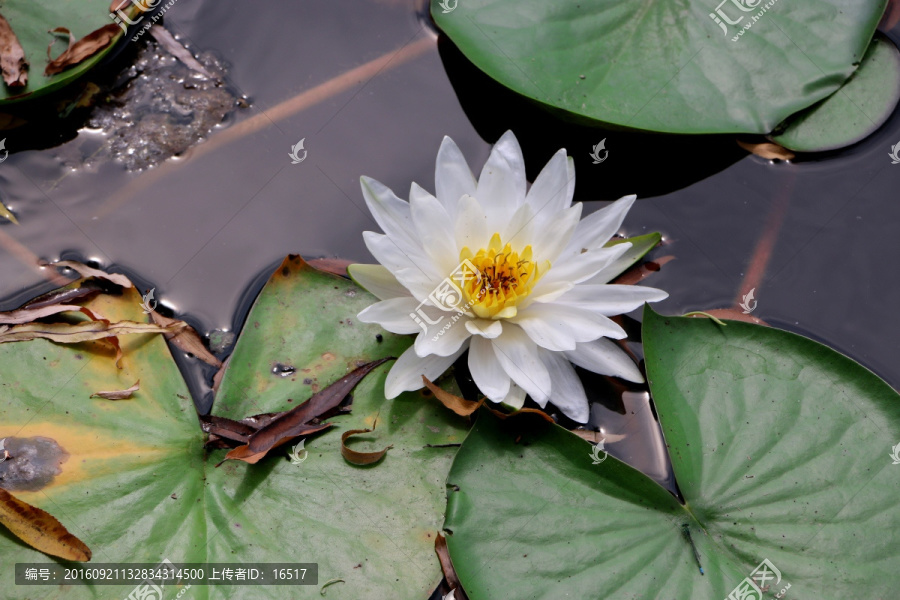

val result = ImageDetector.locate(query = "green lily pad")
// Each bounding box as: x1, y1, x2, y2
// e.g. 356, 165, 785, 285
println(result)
0, 0, 127, 104
772, 32, 900, 152
443, 306, 900, 598
0, 257, 468, 599
432, 0, 887, 134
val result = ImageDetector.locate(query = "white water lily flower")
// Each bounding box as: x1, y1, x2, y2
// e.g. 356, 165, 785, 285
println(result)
348, 131, 667, 423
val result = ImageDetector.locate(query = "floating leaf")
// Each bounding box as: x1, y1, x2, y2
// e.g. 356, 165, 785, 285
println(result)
432, 0, 886, 134
0, 0, 128, 103
0, 257, 469, 599
0, 488, 91, 561
423, 375, 484, 417
773, 32, 900, 152
443, 306, 900, 598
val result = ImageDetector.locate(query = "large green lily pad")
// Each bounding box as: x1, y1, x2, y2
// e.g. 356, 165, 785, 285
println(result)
443, 306, 900, 598
0, 0, 128, 104
0, 257, 468, 599
432, 0, 888, 134
772, 32, 900, 152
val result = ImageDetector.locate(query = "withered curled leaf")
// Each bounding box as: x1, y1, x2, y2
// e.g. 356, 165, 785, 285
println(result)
41, 260, 133, 288
150, 311, 222, 368
0, 488, 91, 561
0, 14, 28, 87
0, 319, 186, 344
422, 376, 483, 417
221, 358, 392, 464
340, 418, 392, 466
45, 24, 121, 76
90, 380, 140, 400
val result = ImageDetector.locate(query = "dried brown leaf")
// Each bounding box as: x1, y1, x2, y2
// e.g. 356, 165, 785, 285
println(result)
484, 405, 556, 424
611, 256, 675, 286
0, 488, 91, 561
90, 380, 140, 400
40, 260, 133, 288
45, 24, 121, 76
0, 14, 28, 87
737, 140, 795, 160
0, 197, 18, 224
0, 319, 186, 344
148, 26, 213, 78
307, 258, 353, 278
246, 358, 391, 454
422, 376, 483, 416
223, 423, 331, 465
435, 533, 468, 600
340, 418, 391, 466
220, 359, 392, 464
0, 304, 87, 325
150, 311, 222, 368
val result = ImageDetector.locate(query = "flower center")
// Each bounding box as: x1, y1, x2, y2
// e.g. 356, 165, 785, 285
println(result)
459, 233, 546, 319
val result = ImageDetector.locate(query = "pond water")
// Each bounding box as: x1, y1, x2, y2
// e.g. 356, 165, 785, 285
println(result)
1, 0, 899, 587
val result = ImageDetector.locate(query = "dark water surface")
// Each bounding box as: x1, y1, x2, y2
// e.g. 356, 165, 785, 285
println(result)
1, 0, 899, 554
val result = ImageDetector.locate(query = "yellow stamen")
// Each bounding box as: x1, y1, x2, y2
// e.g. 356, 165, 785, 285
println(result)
459, 233, 547, 319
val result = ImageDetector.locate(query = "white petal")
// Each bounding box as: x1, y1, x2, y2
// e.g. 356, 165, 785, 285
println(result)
476, 131, 527, 231
435, 136, 477, 216
465, 319, 503, 339
357, 297, 423, 334
499, 381, 526, 410
491, 325, 551, 403
562, 195, 636, 257
565, 338, 644, 383
385, 342, 468, 398
410, 182, 459, 276
414, 312, 473, 357
509, 302, 626, 351
469, 336, 510, 401
525, 149, 573, 218
553, 284, 668, 316
347, 264, 410, 300
454, 194, 490, 253
360, 176, 419, 253
540, 349, 590, 423
500, 202, 535, 251
525, 203, 583, 264
522, 280, 574, 306
536, 244, 632, 288
363, 232, 437, 300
